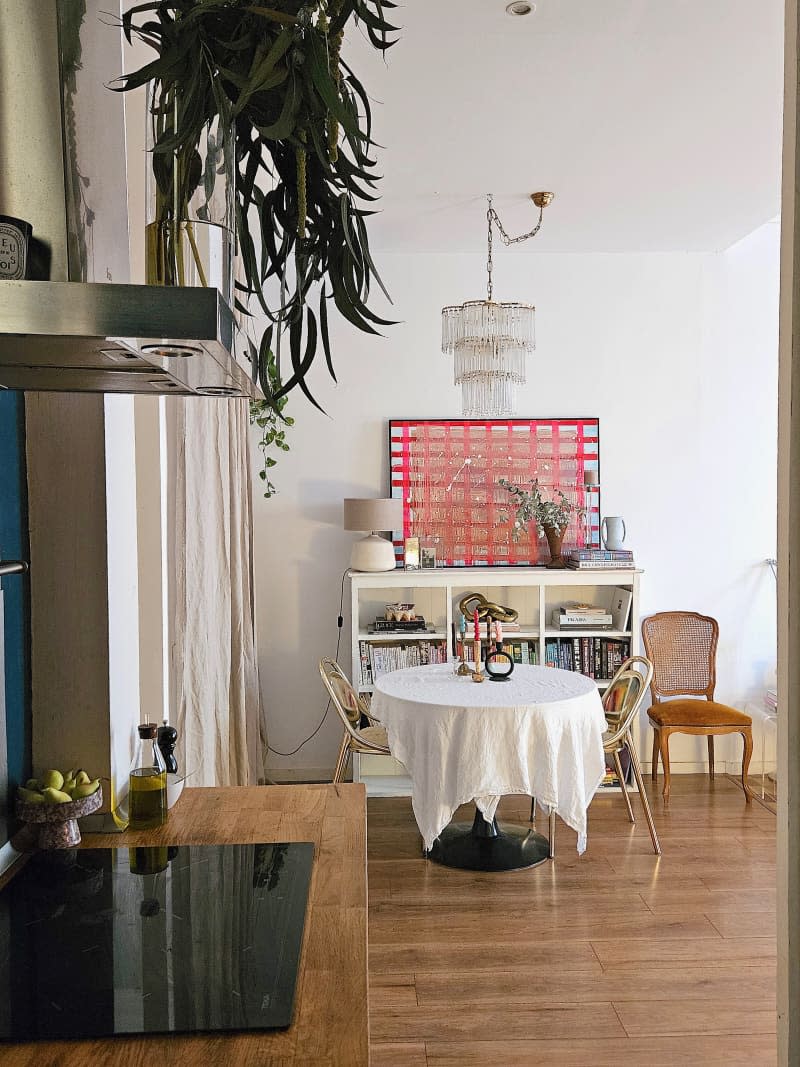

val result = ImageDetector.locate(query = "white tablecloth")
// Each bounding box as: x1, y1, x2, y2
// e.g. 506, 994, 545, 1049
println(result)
371, 663, 607, 854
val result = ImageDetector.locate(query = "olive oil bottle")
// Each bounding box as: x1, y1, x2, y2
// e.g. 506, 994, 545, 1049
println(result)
129, 723, 168, 830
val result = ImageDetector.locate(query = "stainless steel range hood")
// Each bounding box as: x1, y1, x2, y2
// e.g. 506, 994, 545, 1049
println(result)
0, 0, 263, 400
0, 281, 258, 396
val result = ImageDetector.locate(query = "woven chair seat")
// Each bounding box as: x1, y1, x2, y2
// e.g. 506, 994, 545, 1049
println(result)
351, 725, 389, 751
648, 698, 751, 729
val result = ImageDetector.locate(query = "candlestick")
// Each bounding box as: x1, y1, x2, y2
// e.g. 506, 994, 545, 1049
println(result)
458, 611, 466, 635
471, 637, 485, 682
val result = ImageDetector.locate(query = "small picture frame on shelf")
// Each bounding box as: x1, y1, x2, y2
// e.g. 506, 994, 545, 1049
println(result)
420, 546, 436, 569
404, 536, 420, 570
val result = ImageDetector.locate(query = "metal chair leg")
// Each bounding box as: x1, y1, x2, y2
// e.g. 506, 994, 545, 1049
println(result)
627, 731, 661, 855
332, 735, 349, 784
548, 808, 556, 858
613, 749, 635, 824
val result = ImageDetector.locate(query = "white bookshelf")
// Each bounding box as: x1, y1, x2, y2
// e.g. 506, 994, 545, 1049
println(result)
348, 567, 642, 796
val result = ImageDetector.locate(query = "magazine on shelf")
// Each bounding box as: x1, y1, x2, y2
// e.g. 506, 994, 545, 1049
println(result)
609, 586, 633, 631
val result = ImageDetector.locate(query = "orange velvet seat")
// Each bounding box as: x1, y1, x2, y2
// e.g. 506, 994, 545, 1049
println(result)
641, 612, 753, 802
647, 699, 752, 729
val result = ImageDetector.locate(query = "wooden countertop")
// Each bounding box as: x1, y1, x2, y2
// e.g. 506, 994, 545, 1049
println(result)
2, 783, 369, 1067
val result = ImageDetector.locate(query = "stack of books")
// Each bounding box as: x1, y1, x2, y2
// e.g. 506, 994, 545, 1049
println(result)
552, 606, 613, 630
565, 548, 635, 570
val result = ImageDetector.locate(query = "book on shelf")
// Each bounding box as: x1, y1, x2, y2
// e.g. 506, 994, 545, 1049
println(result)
565, 559, 635, 570
609, 586, 633, 631
552, 608, 614, 627
544, 635, 631, 679
358, 637, 448, 685
567, 548, 634, 561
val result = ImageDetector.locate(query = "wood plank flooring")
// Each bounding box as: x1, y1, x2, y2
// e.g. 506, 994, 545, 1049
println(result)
367, 774, 776, 1066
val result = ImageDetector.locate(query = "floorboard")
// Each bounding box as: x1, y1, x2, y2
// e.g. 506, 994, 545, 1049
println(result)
368, 773, 776, 1066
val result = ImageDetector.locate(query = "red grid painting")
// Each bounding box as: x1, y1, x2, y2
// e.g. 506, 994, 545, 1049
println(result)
389, 419, 600, 567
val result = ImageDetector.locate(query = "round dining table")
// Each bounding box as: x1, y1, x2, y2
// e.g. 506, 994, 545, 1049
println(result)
371, 662, 607, 871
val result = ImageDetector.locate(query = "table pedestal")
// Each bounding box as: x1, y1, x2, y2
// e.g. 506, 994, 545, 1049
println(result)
429, 806, 550, 871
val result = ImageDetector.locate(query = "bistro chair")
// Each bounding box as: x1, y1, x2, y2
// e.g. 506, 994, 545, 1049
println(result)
319, 658, 391, 784
543, 656, 661, 856
600, 655, 661, 854
641, 612, 753, 802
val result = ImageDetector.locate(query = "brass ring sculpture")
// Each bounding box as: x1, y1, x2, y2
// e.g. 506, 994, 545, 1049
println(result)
457, 592, 519, 624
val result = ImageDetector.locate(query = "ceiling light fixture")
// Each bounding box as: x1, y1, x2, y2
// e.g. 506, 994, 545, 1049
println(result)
442, 191, 554, 417
506, 2, 534, 16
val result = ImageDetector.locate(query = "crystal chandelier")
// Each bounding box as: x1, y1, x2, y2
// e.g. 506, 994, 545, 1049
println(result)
442, 192, 554, 417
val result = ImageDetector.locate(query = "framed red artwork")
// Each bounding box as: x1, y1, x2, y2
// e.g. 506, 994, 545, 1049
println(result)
389, 418, 600, 567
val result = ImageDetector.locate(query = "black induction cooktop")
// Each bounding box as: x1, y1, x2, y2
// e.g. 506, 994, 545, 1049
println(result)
0, 842, 314, 1041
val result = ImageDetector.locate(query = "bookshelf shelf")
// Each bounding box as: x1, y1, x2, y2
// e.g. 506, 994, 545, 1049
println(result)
348, 567, 642, 796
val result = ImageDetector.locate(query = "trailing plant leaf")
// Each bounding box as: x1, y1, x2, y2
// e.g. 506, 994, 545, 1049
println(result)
250, 352, 294, 498
114, 0, 399, 424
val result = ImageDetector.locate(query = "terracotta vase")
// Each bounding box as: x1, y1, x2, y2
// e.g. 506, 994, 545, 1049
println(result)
543, 524, 567, 568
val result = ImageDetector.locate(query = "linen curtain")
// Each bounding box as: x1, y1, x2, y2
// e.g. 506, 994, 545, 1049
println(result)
167, 397, 266, 786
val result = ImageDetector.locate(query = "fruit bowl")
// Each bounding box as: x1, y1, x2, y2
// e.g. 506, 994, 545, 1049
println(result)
16, 785, 103, 849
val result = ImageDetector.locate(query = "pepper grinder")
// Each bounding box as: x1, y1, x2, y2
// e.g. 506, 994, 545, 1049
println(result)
157, 719, 178, 774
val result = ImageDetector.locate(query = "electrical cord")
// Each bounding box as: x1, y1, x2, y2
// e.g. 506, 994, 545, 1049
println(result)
267, 568, 349, 757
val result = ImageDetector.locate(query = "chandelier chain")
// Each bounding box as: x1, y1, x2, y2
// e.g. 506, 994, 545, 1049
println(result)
484, 193, 546, 302
487, 194, 494, 302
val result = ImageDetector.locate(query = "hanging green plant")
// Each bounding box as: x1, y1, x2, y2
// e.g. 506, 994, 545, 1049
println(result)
251, 352, 293, 498
115, 0, 398, 431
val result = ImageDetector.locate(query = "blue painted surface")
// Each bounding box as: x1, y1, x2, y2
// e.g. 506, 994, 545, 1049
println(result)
0, 391, 30, 792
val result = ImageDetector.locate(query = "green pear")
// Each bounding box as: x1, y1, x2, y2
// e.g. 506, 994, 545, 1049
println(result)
18, 786, 45, 804
42, 786, 73, 804
24, 778, 40, 791
73, 779, 100, 799
75, 770, 91, 786
63, 777, 77, 794
41, 769, 64, 791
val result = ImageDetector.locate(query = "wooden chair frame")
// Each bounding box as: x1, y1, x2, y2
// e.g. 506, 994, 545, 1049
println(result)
641, 612, 753, 803
319, 658, 390, 784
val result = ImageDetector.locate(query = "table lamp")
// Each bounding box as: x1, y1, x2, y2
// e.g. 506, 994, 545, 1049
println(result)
343, 498, 402, 572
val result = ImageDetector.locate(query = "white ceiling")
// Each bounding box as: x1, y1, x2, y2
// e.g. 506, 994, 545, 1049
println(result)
348, 0, 784, 253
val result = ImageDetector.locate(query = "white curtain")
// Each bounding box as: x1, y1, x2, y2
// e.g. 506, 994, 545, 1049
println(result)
167, 397, 266, 786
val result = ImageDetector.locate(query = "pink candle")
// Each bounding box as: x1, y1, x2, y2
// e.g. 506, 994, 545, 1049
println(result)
495, 619, 502, 643
473, 609, 480, 642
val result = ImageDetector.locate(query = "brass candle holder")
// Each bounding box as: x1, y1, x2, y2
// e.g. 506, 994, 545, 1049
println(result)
456, 635, 472, 676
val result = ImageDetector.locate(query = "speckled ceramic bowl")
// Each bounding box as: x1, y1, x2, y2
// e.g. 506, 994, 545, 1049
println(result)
16, 785, 103, 849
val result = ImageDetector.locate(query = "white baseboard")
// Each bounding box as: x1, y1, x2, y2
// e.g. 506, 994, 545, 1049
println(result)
265, 766, 332, 784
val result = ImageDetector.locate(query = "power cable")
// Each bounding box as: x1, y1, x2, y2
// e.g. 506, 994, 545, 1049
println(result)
267, 568, 348, 757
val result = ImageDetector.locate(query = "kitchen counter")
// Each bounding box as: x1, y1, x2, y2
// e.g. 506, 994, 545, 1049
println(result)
1, 783, 369, 1066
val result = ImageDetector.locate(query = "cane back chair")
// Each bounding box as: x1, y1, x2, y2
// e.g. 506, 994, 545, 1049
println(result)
641, 612, 753, 802
319, 658, 390, 784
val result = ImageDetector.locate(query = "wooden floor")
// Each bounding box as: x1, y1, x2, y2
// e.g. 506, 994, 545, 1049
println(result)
367, 774, 777, 1067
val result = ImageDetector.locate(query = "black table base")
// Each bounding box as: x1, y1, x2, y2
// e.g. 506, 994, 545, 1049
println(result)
428, 806, 551, 871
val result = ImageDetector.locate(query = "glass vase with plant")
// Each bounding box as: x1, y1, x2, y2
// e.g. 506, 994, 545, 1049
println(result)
498, 478, 584, 567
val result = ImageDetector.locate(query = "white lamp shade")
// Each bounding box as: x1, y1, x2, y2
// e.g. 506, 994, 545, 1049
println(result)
343, 497, 402, 533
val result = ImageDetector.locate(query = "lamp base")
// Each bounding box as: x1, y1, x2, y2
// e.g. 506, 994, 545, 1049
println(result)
350, 533, 396, 572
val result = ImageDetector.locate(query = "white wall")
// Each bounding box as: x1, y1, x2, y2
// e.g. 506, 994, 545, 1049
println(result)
254, 224, 779, 777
